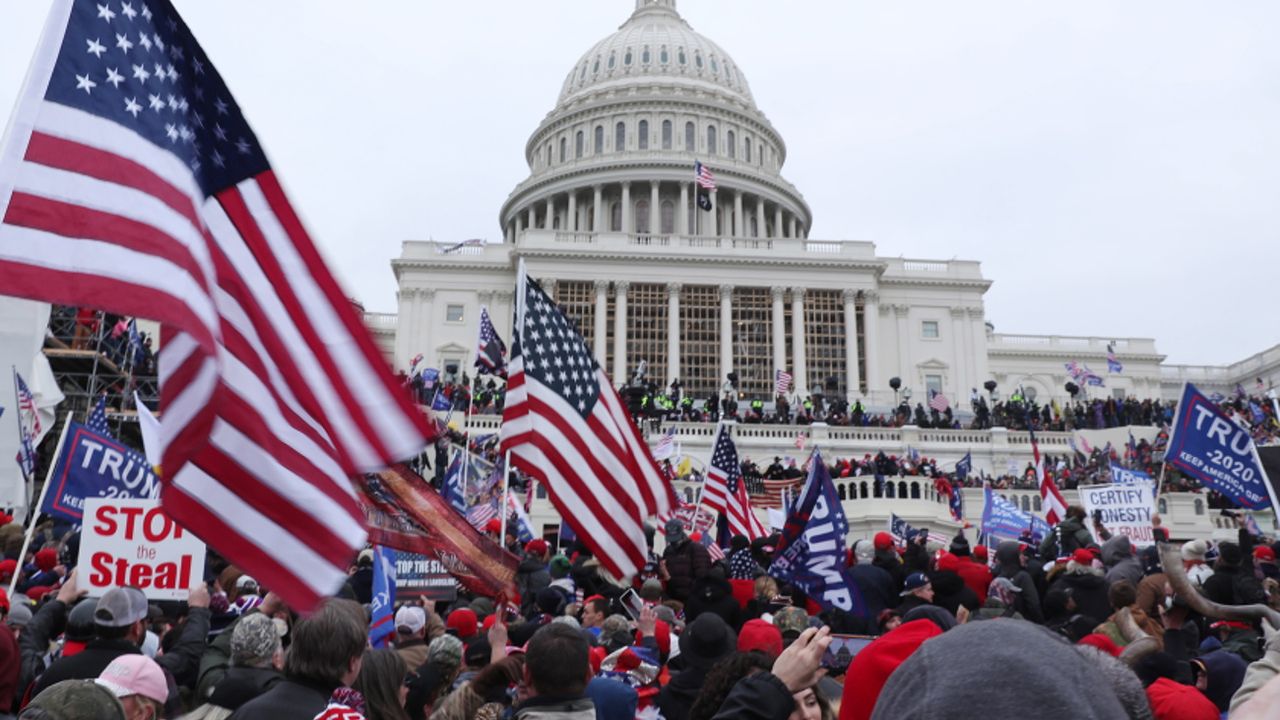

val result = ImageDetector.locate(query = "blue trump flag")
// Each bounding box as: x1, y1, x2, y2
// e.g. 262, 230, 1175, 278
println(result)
443, 452, 467, 515
980, 487, 1051, 544
889, 513, 919, 543
1166, 384, 1274, 511
1109, 462, 1153, 485
768, 451, 865, 616
955, 453, 972, 482
369, 546, 397, 648
41, 421, 160, 523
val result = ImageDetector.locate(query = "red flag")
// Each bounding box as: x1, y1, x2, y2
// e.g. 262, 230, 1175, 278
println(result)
0, 1, 435, 610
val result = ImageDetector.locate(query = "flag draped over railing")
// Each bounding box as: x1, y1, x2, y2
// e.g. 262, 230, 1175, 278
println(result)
0, 0, 436, 610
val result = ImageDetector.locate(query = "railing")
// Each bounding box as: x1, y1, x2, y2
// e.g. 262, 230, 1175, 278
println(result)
989, 334, 1159, 356
526, 230, 877, 259
363, 312, 398, 332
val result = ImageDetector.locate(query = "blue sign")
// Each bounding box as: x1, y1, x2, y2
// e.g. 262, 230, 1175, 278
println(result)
369, 546, 396, 648
1166, 384, 1272, 510
980, 487, 1051, 544
41, 421, 160, 523
769, 452, 865, 616
1109, 462, 1153, 485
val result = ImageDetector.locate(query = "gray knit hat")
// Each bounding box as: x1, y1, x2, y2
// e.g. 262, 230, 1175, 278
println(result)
23, 679, 126, 720
231, 613, 282, 666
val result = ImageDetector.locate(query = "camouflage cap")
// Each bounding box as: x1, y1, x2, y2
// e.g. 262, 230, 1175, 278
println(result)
772, 606, 809, 639
230, 613, 282, 666
427, 634, 463, 670
22, 679, 125, 720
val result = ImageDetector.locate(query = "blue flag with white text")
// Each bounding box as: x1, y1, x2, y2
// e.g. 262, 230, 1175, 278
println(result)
889, 513, 919, 543
768, 452, 865, 616
41, 421, 160, 522
980, 487, 1051, 544
1110, 462, 1153, 485
369, 546, 397, 648
1166, 383, 1273, 511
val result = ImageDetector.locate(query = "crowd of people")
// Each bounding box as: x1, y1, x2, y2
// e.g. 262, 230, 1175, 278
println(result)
60, 306, 156, 376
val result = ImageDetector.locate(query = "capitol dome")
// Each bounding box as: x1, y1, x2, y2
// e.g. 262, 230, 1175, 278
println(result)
557, 0, 756, 109
499, 0, 811, 245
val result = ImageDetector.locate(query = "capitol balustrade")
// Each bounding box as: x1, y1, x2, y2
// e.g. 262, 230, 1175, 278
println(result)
519, 228, 880, 262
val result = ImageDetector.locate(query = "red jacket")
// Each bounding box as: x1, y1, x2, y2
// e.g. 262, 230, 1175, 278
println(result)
954, 559, 993, 601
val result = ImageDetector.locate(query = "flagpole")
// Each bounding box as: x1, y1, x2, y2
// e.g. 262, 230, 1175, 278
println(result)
501, 261, 529, 544
11, 367, 28, 488
9, 412, 70, 597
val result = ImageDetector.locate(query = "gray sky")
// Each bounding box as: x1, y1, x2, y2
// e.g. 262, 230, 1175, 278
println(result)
2, 1, 1277, 366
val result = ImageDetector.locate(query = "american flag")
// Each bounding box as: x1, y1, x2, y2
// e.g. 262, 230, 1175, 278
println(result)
500, 270, 674, 580
775, 369, 792, 396
1106, 343, 1123, 374
760, 476, 805, 509
652, 425, 678, 461
702, 425, 767, 539
13, 371, 40, 479
1030, 427, 1067, 525
928, 390, 950, 413
474, 306, 507, 377
86, 394, 111, 435
465, 501, 498, 531
0, 1, 435, 611
694, 160, 716, 190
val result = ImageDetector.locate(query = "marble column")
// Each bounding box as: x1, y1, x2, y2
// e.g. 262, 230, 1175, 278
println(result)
770, 286, 786, 385
515, 213, 524, 235
843, 288, 861, 400
678, 183, 689, 235
719, 284, 733, 387
394, 288, 414, 371
650, 182, 661, 235
789, 216, 797, 239
567, 191, 577, 232
968, 307, 988, 392
592, 185, 604, 233
527, 205, 535, 231
950, 307, 968, 399
774, 206, 783, 240
791, 288, 808, 395
894, 304, 911, 389
544, 196, 554, 230
594, 280, 609, 369
667, 283, 681, 385
613, 281, 629, 386
862, 291, 881, 394
755, 199, 766, 239
621, 182, 633, 235
733, 191, 744, 238
708, 190, 719, 236
505, 223, 514, 244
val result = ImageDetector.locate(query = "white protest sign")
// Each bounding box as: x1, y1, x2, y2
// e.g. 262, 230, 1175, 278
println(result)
78, 498, 206, 600
1079, 483, 1158, 547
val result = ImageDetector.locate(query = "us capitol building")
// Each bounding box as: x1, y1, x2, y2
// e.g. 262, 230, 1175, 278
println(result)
366, 0, 1279, 542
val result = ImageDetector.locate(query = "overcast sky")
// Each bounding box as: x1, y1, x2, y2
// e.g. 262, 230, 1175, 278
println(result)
2, 1, 1277, 366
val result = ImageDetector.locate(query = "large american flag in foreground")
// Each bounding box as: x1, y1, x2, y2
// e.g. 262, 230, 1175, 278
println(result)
501, 272, 674, 579
702, 424, 767, 540
0, 0, 434, 610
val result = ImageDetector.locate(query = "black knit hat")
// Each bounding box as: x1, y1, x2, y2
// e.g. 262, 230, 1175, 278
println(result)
949, 531, 971, 557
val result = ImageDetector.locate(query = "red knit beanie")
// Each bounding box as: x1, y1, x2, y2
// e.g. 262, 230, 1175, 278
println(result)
873, 532, 894, 551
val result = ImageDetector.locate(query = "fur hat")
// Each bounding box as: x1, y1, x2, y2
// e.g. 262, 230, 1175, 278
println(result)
1181, 539, 1208, 563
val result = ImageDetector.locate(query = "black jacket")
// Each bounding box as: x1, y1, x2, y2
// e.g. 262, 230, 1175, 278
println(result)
685, 576, 741, 630
1048, 571, 1111, 627
710, 672, 795, 720
228, 677, 337, 720
850, 563, 898, 619
207, 666, 285, 711
658, 666, 712, 720
515, 555, 551, 611
928, 570, 979, 617
663, 539, 710, 603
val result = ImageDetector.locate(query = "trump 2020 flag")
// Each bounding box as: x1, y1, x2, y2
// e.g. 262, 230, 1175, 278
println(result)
0, 0, 436, 611
42, 420, 161, 522
980, 487, 1051, 544
768, 450, 865, 616
369, 546, 397, 649
1165, 384, 1274, 511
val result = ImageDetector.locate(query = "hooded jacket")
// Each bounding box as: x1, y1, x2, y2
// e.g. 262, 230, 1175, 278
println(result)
953, 559, 993, 601
515, 554, 551, 609
849, 563, 897, 620
1102, 536, 1144, 588
926, 569, 979, 617
870, 621, 1129, 719
1039, 515, 1093, 559
1047, 568, 1112, 628
663, 537, 710, 603
685, 576, 741, 630
994, 542, 1043, 623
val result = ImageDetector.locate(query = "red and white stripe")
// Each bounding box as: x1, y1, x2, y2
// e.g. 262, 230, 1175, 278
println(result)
501, 361, 674, 580
1031, 430, 1067, 526
0, 74, 433, 608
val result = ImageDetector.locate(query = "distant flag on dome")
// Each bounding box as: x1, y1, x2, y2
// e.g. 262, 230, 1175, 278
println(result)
474, 307, 508, 378
1106, 343, 1123, 374
694, 161, 715, 212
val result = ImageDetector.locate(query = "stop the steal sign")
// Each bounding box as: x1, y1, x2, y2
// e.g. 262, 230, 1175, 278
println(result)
78, 499, 206, 600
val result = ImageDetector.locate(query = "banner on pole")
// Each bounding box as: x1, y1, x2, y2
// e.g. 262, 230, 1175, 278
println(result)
1109, 462, 1153, 485
78, 499, 205, 600
980, 487, 1051, 544
41, 421, 160, 522
1165, 384, 1272, 510
1078, 483, 1158, 546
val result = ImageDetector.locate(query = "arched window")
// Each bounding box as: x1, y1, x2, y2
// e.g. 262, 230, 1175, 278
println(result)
615, 122, 625, 152
706, 126, 717, 155
678, 48, 687, 65
635, 199, 650, 234
727, 130, 736, 159
1021, 495, 1030, 512
642, 46, 650, 64
580, 63, 587, 82
1194, 499, 1205, 515
898, 481, 909, 498
594, 125, 604, 154
685, 122, 695, 150
859, 481, 868, 499
660, 46, 669, 64
610, 202, 621, 232
694, 51, 703, 69
758, 144, 764, 165
607, 52, 616, 70
559, 137, 567, 162
885, 482, 894, 499
575, 131, 583, 159
749, 214, 758, 237
744, 137, 751, 162
910, 482, 920, 499
592, 56, 600, 74
638, 120, 648, 150
624, 48, 632, 66
662, 120, 672, 149
660, 200, 674, 233
710, 56, 719, 73
838, 484, 847, 501
1158, 498, 1168, 514
1033, 496, 1042, 512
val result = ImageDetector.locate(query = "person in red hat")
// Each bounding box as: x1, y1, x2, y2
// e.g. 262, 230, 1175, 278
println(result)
871, 533, 905, 590
1145, 676, 1219, 720
446, 608, 479, 642
515, 539, 552, 616
1045, 547, 1111, 627
1253, 545, 1279, 581
737, 619, 783, 658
